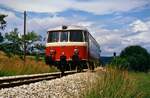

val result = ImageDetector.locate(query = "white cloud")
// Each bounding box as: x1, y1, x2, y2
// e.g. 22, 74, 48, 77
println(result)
0, 8, 93, 36
128, 20, 150, 43
0, 9, 23, 34
0, 0, 149, 15
130, 20, 149, 32
27, 15, 93, 36
89, 27, 124, 56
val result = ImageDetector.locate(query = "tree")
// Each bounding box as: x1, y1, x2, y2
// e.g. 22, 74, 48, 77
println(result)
5, 28, 21, 43
0, 32, 4, 43
2, 28, 41, 57
22, 31, 42, 52
120, 45, 150, 72
5, 28, 22, 56
23, 31, 41, 44
0, 14, 7, 30
0, 14, 7, 43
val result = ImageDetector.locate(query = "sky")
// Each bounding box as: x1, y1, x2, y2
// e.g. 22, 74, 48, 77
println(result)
0, 0, 150, 56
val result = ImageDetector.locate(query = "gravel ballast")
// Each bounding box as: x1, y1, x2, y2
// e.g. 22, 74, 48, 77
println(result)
0, 72, 98, 98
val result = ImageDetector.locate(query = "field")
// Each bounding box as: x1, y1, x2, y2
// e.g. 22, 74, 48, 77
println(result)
0, 51, 58, 76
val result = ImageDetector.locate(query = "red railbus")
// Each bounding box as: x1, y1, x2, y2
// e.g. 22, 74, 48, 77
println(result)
45, 25, 100, 71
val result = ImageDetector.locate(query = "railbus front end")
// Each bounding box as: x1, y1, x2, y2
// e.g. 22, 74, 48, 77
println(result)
45, 25, 100, 72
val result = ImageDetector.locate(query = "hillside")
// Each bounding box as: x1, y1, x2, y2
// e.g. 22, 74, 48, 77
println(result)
101, 56, 113, 65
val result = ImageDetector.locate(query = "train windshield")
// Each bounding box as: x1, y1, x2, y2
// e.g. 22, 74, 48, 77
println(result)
70, 30, 83, 42
47, 32, 59, 42
47, 30, 84, 42
60, 31, 68, 42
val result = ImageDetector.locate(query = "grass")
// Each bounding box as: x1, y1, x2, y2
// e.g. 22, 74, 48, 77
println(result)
129, 72, 150, 98
83, 68, 146, 98
0, 51, 59, 76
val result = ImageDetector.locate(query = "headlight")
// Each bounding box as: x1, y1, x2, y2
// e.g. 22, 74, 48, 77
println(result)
61, 52, 65, 55
74, 48, 79, 55
50, 49, 56, 55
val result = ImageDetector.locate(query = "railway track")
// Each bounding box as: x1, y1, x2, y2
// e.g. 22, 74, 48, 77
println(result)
0, 70, 81, 89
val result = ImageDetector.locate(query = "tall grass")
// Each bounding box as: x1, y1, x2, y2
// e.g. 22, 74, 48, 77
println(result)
83, 68, 143, 98
129, 72, 150, 98
0, 51, 58, 76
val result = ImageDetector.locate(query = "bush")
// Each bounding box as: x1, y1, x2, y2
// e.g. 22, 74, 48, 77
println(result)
110, 57, 129, 70
120, 45, 150, 72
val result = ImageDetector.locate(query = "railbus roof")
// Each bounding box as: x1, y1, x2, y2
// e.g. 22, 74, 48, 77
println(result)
47, 25, 88, 31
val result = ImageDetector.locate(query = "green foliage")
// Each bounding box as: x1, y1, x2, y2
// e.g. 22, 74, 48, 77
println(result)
1, 28, 42, 57
22, 31, 41, 45
109, 45, 150, 72
110, 57, 129, 70
120, 46, 149, 58
34, 43, 45, 50
0, 14, 7, 30
4, 28, 22, 56
0, 43, 17, 57
120, 45, 150, 72
5, 28, 22, 43
22, 31, 42, 54
0, 32, 4, 43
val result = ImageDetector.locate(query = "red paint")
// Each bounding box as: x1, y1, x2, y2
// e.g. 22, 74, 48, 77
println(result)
45, 46, 88, 61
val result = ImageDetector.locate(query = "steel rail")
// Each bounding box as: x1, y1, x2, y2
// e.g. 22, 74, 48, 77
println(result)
0, 70, 79, 89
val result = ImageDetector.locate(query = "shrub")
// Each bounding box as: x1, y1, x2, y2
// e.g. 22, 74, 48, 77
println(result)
120, 45, 150, 72
110, 57, 129, 70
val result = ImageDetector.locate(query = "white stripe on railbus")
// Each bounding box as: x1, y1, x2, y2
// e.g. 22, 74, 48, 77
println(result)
46, 42, 88, 47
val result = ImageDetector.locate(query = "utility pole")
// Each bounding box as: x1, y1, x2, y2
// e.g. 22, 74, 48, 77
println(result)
24, 11, 27, 63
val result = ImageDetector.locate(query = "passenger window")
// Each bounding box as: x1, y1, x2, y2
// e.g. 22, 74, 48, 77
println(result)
70, 30, 83, 42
